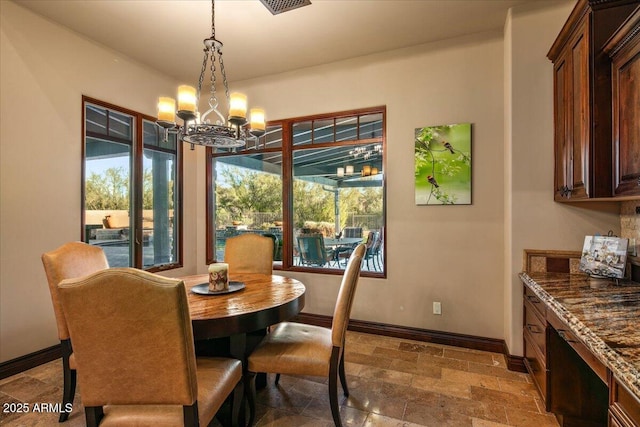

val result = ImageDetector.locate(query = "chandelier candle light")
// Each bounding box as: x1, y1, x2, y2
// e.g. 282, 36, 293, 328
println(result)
156, 0, 265, 149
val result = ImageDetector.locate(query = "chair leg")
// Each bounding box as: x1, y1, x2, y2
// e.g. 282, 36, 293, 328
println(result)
275, 373, 281, 385
246, 372, 257, 427
231, 378, 244, 427
59, 341, 75, 422
329, 369, 343, 427
59, 366, 76, 422
182, 403, 199, 427
338, 351, 349, 397
328, 347, 344, 427
84, 407, 104, 427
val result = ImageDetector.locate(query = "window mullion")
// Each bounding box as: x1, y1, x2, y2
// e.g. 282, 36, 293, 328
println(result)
132, 116, 144, 268
281, 120, 294, 269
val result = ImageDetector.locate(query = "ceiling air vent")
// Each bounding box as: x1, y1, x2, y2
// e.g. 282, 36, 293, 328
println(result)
259, 0, 311, 15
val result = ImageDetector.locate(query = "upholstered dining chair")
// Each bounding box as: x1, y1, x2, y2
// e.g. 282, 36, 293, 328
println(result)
57, 268, 243, 427
224, 233, 274, 275
246, 243, 366, 427
41, 241, 109, 422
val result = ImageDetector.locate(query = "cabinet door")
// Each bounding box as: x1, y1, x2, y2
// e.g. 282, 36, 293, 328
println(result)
568, 21, 590, 199
554, 54, 570, 201
552, 18, 590, 201
612, 23, 640, 196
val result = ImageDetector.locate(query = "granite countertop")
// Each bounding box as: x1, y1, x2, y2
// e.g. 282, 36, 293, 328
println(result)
520, 271, 640, 401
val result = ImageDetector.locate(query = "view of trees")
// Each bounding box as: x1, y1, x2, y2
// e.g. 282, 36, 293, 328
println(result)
215, 166, 382, 229
85, 167, 173, 210
88, 164, 382, 230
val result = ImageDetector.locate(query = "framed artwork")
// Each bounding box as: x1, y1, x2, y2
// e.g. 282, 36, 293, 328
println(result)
414, 123, 472, 205
579, 235, 628, 279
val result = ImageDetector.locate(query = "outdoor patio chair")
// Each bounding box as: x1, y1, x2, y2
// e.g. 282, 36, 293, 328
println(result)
337, 230, 377, 268
296, 233, 334, 267
363, 231, 380, 270
342, 227, 363, 238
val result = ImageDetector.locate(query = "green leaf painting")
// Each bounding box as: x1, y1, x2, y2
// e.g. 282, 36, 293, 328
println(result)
415, 123, 471, 205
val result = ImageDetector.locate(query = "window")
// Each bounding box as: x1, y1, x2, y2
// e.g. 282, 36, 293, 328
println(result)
207, 106, 386, 277
82, 97, 182, 271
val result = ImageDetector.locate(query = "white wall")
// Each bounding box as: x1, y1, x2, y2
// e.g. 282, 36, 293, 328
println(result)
0, 1, 199, 361
504, 1, 620, 356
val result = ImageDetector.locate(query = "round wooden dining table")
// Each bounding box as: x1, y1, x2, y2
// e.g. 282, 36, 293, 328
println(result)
179, 273, 304, 425
181, 273, 306, 342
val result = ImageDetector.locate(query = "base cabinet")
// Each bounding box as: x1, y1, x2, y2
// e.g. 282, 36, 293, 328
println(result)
522, 283, 640, 427
610, 377, 640, 427
548, 325, 609, 427
523, 289, 550, 410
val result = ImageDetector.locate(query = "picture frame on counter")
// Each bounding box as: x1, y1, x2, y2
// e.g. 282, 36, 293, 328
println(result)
579, 235, 629, 279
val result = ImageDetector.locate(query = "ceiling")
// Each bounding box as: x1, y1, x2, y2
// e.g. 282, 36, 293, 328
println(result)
15, 0, 535, 84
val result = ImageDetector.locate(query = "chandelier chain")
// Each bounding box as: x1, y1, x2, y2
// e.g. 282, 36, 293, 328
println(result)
211, 0, 216, 38
197, 48, 209, 106
209, 46, 218, 114
218, 46, 230, 104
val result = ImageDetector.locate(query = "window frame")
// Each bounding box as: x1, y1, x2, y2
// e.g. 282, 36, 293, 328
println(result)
206, 106, 386, 278
81, 96, 183, 272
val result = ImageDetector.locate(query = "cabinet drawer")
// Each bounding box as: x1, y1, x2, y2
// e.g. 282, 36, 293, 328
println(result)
547, 309, 607, 384
610, 411, 625, 427
524, 299, 546, 360
524, 334, 549, 410
524, 286, 546, 319
610, 376, 640, 427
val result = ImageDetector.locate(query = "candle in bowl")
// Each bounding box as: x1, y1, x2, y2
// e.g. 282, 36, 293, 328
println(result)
208, 263, 229, 292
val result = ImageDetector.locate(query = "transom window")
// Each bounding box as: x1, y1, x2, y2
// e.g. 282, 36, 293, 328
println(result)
207, 106, 386, 277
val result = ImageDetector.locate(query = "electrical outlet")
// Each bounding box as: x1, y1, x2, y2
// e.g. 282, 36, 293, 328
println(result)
433, 301, 442, 315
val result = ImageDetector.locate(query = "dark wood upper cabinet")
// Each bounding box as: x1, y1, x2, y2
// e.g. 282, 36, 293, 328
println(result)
548, 0, 639, 201
605, 6, 640, 197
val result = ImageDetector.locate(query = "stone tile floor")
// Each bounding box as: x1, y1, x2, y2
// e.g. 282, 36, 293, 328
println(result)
0, 331, 560, 426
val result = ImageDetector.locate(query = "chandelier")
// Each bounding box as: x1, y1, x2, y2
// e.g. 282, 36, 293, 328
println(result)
349, 144, 382, 160
337, 144, 383, 177
156, 0, 265, 149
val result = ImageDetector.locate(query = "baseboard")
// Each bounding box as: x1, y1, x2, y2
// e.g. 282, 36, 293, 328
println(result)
506, 354, 527, 373
0, 316, 528, 379
0, 345, 61, 380
293, 312, 527, 372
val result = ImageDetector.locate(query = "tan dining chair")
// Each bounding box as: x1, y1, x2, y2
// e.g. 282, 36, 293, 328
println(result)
41, 241, 109, 422
246, 243, 366, 427
57, 268, 243, 427
224, 233, 274, 275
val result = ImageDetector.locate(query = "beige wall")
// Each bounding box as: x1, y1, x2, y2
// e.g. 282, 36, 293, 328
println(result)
221, 32, 508, 340
504, 1, 620, 356
621, 201, 640, 256
0, 0, 625, 363
0, 1, 200, 361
